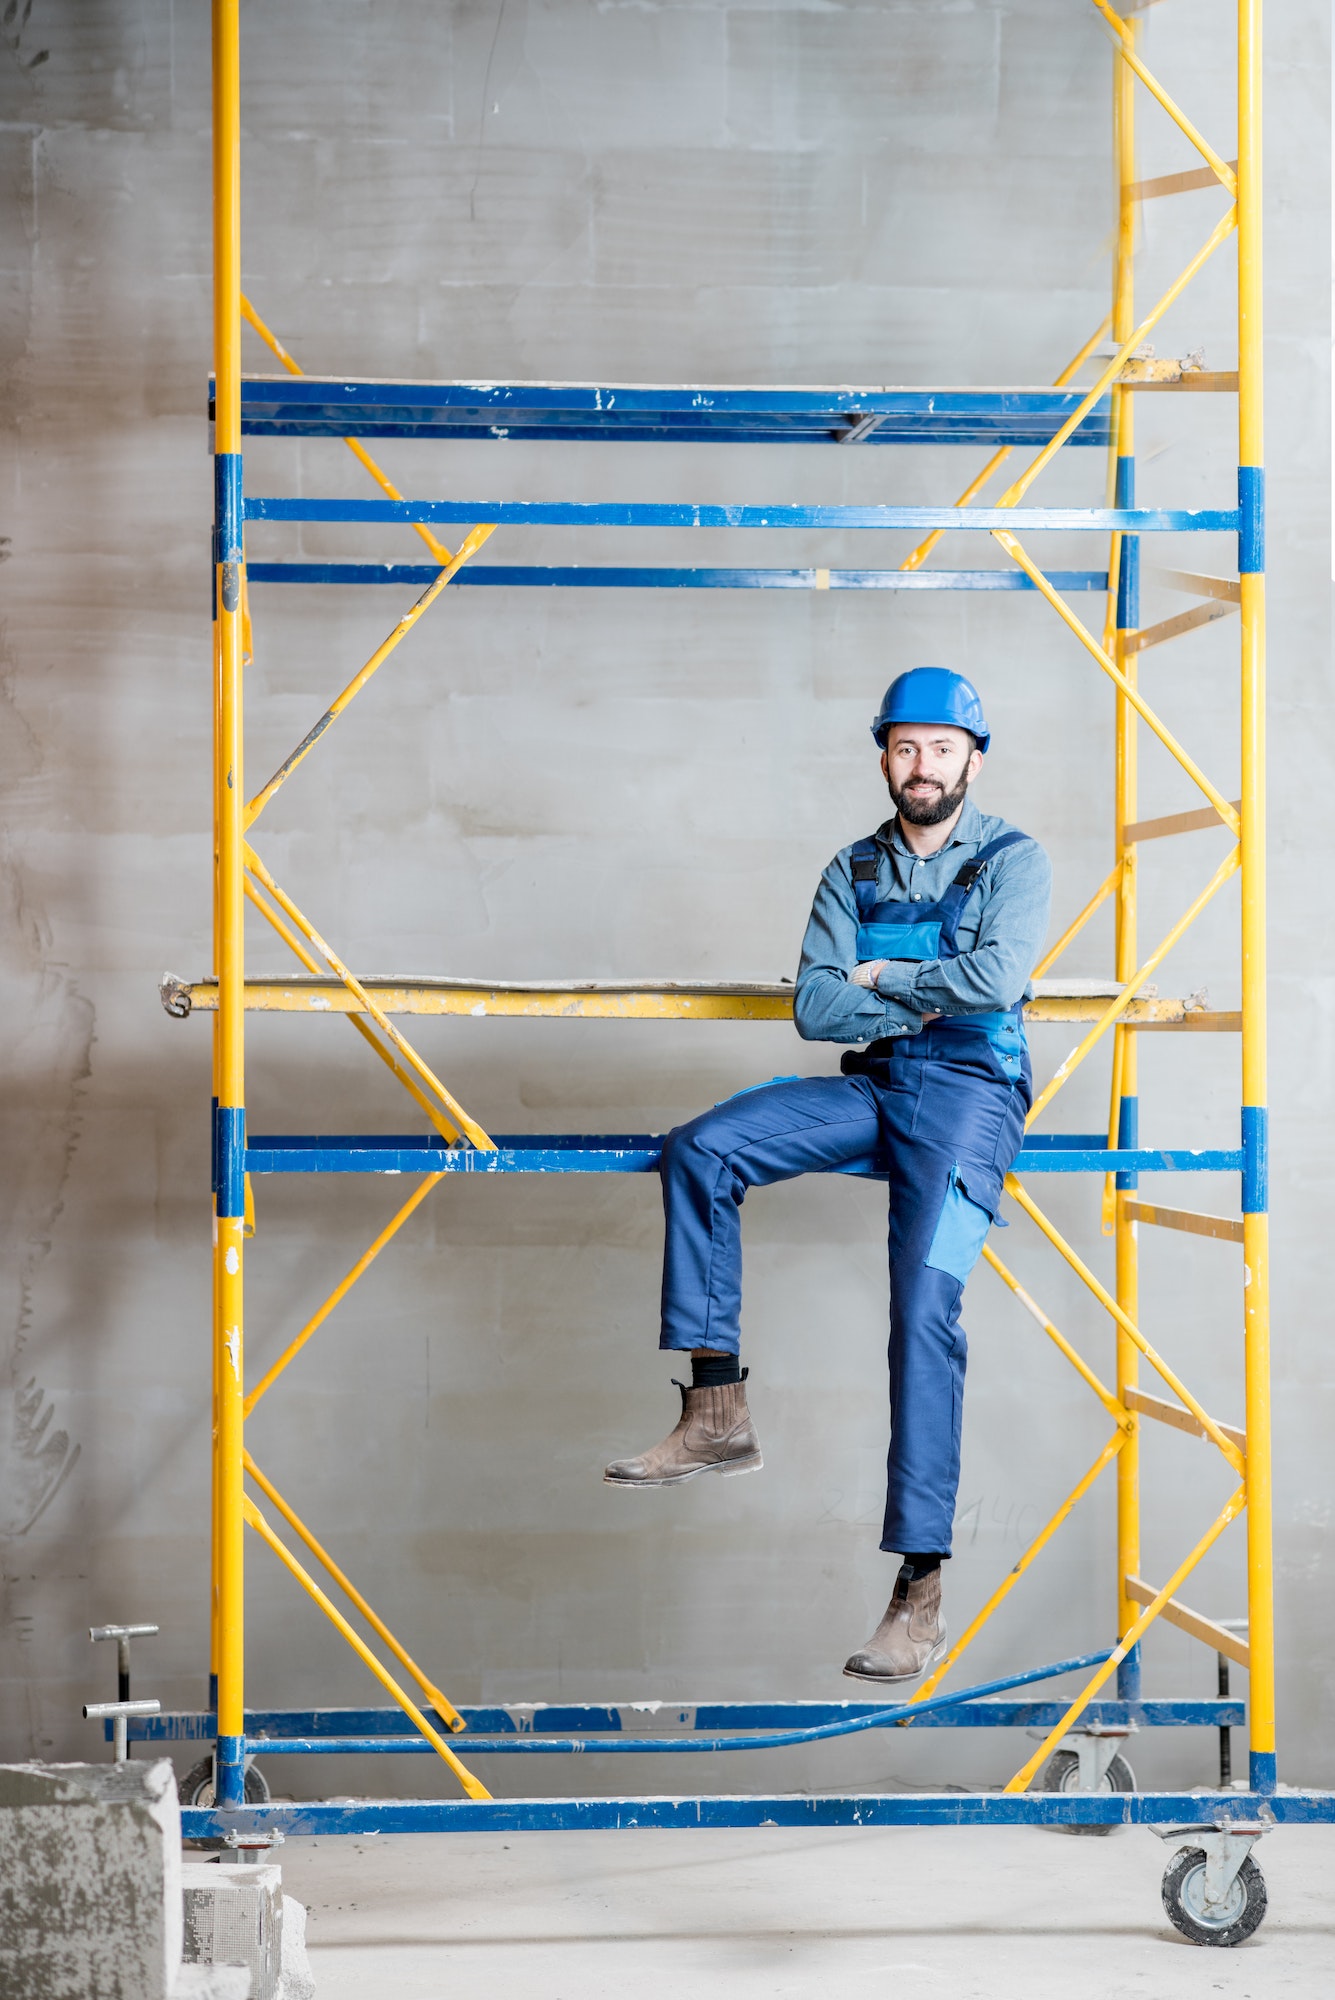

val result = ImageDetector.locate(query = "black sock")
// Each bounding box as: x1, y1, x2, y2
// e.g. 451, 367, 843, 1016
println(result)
898, 1552, 945, 1583
690, 1352, 743, 1388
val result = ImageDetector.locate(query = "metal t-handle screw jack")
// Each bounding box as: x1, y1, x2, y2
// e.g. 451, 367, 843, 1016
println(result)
89, 1623, 160, 1707
83, 1698, 161, 1764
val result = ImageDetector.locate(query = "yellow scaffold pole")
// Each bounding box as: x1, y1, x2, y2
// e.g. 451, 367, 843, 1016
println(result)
211, 0, 247, 1810
1237, 0, 1274, 1795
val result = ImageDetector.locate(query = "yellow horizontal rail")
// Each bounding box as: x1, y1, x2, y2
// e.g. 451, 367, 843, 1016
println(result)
243, 1495, 488, 1796
1124, 1384, 1245, 1454
245, 1453, 465, 1731
1005, 1485, 1246, 1791
171, 975, 1227, 1029
1123, 1573, 1250, 1669
1123, 1200, 1244, 1246
1130, 159, 1238, 202
1124, 800, 1241, 844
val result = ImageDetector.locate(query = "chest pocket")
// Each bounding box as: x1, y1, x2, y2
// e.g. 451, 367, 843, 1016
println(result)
925, 1162, 1004, 1286
854, 919, 943, 962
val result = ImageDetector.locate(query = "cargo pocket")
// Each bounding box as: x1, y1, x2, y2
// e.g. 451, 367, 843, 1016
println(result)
985, 1017, 1026, 1083
924, 1162, 1004, 1286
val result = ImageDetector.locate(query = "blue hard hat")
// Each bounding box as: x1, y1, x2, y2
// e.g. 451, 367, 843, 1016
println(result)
871, 667, 990, 754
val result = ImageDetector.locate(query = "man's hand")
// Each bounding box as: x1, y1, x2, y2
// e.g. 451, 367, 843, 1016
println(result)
849, 960, 888, 988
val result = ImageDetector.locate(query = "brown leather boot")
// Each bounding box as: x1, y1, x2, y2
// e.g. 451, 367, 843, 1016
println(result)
603, 1375, 763, 1486
843, 1567, 947, 1684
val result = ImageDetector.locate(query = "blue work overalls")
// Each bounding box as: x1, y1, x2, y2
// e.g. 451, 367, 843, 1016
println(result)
658, 832, 1033, 1557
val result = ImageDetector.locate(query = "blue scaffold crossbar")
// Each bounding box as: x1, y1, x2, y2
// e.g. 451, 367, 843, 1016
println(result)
180, 1789, 1335, 1839
243, 498, 1238, 534
242, 1134, 1246, 1178
244, 564, 1112, 593
222, 377, 1117, 448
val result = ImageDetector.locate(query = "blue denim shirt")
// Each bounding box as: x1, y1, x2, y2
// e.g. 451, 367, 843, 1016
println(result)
794, 794, 1052, 1044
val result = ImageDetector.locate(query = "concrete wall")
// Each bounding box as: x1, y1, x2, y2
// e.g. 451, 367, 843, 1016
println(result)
1, 0, 1330, 1798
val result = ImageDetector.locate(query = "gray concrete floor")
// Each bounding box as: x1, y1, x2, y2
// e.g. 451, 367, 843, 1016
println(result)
276, 1824, 1333, 1997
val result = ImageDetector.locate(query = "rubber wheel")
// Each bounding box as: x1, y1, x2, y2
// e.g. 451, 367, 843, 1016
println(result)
178, 1755, 270, 1807
1161, 1846, 1267, 1947
1039, 1745, 1135, 1836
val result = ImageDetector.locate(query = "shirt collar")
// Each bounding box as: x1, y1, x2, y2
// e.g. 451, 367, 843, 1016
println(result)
882, 791, 984, 857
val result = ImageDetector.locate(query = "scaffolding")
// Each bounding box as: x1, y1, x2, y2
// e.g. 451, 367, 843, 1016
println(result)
120, 0, 1334, 1936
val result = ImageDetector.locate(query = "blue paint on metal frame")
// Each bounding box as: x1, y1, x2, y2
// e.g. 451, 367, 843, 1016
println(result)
244, 563, 1113, 594
1250, 1749, 1277, 1794
241, 1134, 1245, 1177
244, 498, 1239, 534
1118, 1642, 1142, 1703
220, 377, 1116, 448
120, 1697, 1245, 1745
210, 1095, 220, 1199
1237, 465, 1265, 573
214, 1106, 246, 1218
215, 1734, 246, 1809
181, 1789, 1335, 1838
214, 452, 243, 565
1115, 1094, 1139, 1191
1114, 455, 1139, 631
1241, 1105, 1268, 1213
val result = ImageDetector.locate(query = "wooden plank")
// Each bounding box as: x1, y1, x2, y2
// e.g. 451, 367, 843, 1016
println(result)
1124, 1386, 1245, 1455
168, 975, 1229, 1028
1123, 601, 1235, 654
1129, 159, 1238, 200
1123, 799, 1241, 843
1134, 1011, 1242, 1033
1124, 1199, 1244, 1244
1124, 1574, 1250, 1669
1153, 569, 1242, 604
1124, 372, 1238, 393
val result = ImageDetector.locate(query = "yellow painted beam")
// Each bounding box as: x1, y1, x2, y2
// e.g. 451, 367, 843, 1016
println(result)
1124, 1574, 1250, 1670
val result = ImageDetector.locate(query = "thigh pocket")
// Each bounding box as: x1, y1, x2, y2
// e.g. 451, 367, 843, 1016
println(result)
924, 1162, 1003, 1286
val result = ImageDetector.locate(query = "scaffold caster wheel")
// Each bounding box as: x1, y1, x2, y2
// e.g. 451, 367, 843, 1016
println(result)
179, 1755, 271, 1808
1038, 1745, 1135, 1835
1161, 1845, 1267, 1947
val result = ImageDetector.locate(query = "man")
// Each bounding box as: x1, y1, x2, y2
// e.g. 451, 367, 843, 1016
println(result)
603, 667, 1052, 1684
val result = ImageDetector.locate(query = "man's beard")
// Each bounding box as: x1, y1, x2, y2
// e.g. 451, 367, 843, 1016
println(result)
888, 766, 971, 827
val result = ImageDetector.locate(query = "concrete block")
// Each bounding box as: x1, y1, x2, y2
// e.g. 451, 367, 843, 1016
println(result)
173, 1970, 252, 2000
181, 1866, 314, 2000
0, 1758, 182, 2000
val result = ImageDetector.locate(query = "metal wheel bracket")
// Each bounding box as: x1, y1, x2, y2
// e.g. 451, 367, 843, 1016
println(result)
1056, 1724, 1134, 1790
1153, 1817, 1270, 1915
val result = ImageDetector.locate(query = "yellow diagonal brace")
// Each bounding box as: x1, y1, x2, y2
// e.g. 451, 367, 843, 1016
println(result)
242, 874, 462, 1141
980, 1244, 1130, 1426
994, 207, 1236, 509
244, 1453, 465, 1732
246, 521, 496, 828
240, 295, 456, 565
1004, 1485, 1245, 1792
1089, 0, 1238, 195
1028, 847, 1240, 1123
905, 1430, 1127, 1713
899, 315, 1111, 573
994, 538, 1241, 835
1005, 1176, 1245, 1477
244, 846, 495, 1149
244, 1174, 445, 1414
1032, 862, 1122, 980
243, 1495, 489, 1796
